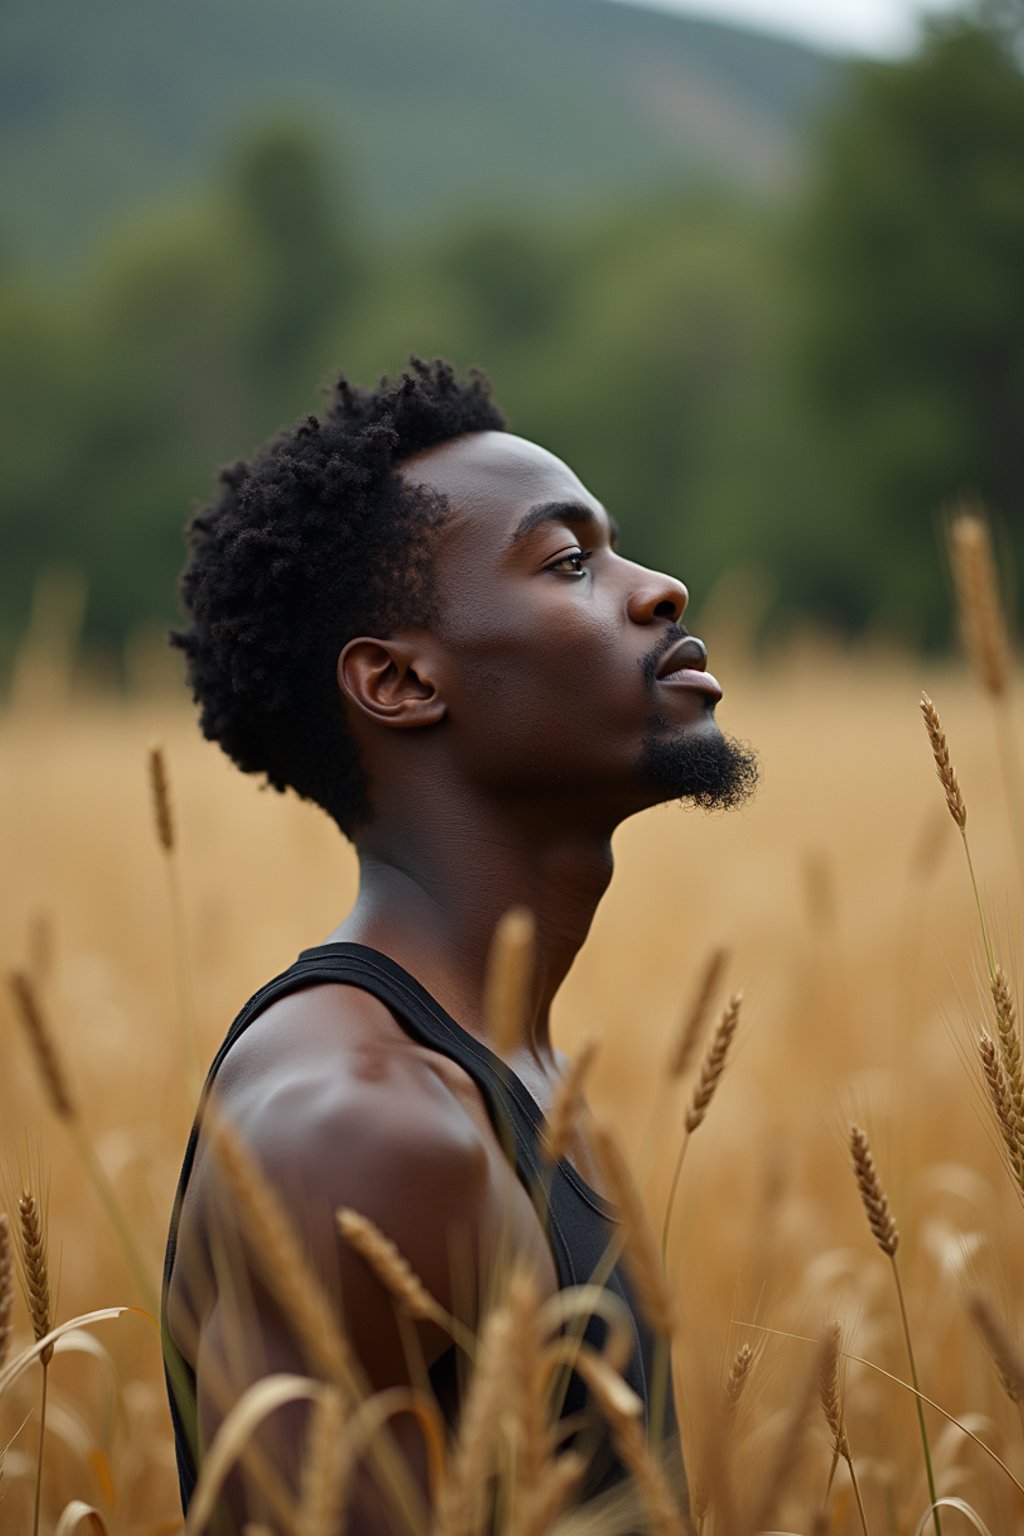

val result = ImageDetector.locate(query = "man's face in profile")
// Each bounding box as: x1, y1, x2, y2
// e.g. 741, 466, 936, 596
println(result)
397, 430, 757, 824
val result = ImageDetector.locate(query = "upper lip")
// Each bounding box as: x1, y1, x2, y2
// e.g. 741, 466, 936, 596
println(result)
655, 634, 709, 680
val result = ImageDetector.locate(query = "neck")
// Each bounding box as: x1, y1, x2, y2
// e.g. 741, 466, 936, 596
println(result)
330, 794, 616, 1063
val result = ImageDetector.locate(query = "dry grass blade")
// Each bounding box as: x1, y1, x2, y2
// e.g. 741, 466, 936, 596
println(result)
967, 1293, 1024, 1405
0, 1214, 12, 1371
484, 907, 536, 1056
545, 1032, 599, 1165
919, 695, 967, 831
849, 1124, 899, 1257
6, 971, 75, 1121
949, 510, 1010, 699
724, 1341, 754, 1418
337, 1207, 446, 1326
209, 1114, 353, 1387
591, 1121, 678, 1338
685, 993, 741, 1134
977, 1035, 1024, 1187
296, 1385, 352, 1536
148, 742, 175, 853
819, 1322, 848, 1455
17, 1191, 53, 1366
668, 946, 729, 1079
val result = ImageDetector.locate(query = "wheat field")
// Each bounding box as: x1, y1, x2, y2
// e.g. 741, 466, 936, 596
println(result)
2, 633, 1024, 1533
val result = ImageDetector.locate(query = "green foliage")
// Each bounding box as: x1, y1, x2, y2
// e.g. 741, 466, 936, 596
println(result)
2, 4, 1023, 680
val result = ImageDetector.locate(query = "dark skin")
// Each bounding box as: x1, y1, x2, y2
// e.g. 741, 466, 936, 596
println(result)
167, 430, 721, 1531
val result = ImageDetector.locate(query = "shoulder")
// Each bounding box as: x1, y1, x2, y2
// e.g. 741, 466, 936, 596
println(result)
182, 983, 498, 1359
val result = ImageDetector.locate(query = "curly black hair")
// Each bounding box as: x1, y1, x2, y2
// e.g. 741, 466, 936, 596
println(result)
170, 358, 506, 837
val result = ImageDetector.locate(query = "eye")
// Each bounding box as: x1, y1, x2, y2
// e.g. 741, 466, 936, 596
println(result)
547, 549, 592, 578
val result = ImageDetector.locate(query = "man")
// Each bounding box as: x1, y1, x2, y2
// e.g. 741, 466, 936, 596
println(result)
162, 358, 756, 1532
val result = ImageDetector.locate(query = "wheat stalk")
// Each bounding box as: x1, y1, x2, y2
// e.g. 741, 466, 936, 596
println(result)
668, 946, 729, 1079
949, 510, 1010, 699
544, 1033, 599, 1165
506, 1264, 550, 1520
7, 970, 75, 1121
0, 1214, 12, 1371
295, 1386, 352, 1536
968, 1293, 1024, 1406
209, 1114, 353, 1388
484, 907, 536, 1057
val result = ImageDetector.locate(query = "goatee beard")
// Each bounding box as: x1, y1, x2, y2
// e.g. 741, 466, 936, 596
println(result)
634, 715, 759, 810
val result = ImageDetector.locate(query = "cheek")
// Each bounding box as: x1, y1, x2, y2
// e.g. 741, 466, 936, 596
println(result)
442, 611, 643, 782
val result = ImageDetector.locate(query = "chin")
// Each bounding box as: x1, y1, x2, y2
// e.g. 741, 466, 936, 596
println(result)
633, 715, 759, 812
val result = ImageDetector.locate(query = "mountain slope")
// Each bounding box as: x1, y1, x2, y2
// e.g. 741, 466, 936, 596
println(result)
2, 0, 841, 266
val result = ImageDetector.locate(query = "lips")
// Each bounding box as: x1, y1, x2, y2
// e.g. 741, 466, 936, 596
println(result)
654, 635, 722, 701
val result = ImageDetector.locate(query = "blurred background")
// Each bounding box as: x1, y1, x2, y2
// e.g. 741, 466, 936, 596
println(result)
4, 0, 1023, 695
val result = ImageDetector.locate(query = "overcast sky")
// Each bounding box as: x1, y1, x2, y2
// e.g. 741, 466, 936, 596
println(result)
609, 0, 968, 55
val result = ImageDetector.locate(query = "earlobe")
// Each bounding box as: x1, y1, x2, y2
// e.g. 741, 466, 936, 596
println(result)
337, 637, 447, 729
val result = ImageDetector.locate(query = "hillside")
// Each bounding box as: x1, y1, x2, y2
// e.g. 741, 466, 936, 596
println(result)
2, 0, 842, 267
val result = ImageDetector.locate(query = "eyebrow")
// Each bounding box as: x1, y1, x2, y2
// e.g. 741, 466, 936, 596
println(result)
507, 500, 621, 550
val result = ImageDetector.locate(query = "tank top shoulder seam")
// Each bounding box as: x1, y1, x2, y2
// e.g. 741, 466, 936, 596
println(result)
294, 942, 619, 1222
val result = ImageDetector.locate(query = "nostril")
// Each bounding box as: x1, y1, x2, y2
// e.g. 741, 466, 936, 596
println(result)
653, 598, 679, 619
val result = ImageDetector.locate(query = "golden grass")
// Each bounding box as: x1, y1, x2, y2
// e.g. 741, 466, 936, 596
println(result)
4, 654, 1024, 1530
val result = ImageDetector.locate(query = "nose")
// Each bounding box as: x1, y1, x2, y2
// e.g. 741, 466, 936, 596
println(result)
625, 563, 688, 626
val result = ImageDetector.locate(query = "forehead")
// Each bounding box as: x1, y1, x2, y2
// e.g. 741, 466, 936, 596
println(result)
396, 431, 603, 546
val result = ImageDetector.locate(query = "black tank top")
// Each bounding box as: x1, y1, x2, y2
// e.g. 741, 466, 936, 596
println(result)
162, 942, 687, 1520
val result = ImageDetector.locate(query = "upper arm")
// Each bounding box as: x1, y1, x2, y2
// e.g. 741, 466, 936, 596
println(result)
184, 988, 499, 1523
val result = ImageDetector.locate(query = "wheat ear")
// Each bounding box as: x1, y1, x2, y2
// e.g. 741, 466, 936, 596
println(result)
484, 906, 536, 1058
295, 1386, 352, 1536
685, 993, 742, 1133
432, 1285, 519, 1536
919, 695, 967, 831
544, 1033, 599, 1165
919, 694, 994, 977
0, 1214, 12, 1370
992, 968, 1024, 1118
7, 971, 75, 1121
968, 1292, 1024, 1405
148, 742, 175, 852
724, 1341, 754, 1418
209, 1115, 353, 1387
337, 1208, 445, 1326
819, 1322, 848, 1457
949, 510, 1010, 698
668, 946, 729, 1079
586, 1361, 688, 1536
978, 1033, 1024, 1191
17, 1191, 53, 1364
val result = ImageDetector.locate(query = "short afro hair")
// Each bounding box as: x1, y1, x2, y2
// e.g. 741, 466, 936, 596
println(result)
170, 358, 506, 837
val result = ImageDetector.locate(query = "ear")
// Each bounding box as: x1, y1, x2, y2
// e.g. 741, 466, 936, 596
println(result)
337, 636, 447, 729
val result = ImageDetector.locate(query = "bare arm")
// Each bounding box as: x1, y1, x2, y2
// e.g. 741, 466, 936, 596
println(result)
182, 985, 533, 1534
